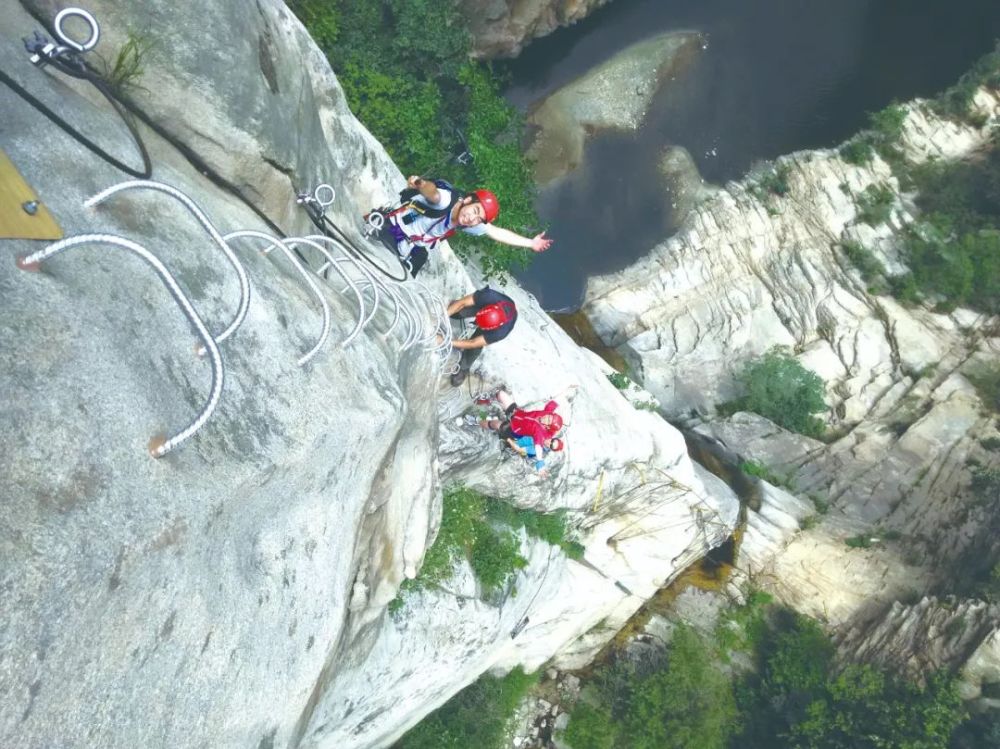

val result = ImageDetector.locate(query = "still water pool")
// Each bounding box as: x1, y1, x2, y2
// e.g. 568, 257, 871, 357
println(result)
502, 0, 1000, 310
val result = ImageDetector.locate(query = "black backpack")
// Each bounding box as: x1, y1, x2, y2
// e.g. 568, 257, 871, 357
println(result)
394, 178, 465, 226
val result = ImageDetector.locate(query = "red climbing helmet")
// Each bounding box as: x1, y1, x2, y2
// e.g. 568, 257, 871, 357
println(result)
473, 189, 500, 223
549, 437, 564, 452
542, 413, 563, 435
474, 301, 516, 330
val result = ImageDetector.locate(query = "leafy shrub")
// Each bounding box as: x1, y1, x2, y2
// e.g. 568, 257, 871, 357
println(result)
869, 103, 908, 144
839, 139, 875, 166
606, 372, 632, 390
728, 348, 827, 438
620, 626, 737, 749
931, 43, 1000, 122
714, 589, 774, 656
759, 164, 792, 197
736, 612, 966, 748
840, 240, 886, 284
739, 460, 784, 487
856, 183, 895, 226
394, 667, 538, 749
392, 487, 582, 611
564, 702, 617, 749
967, 365, 1000, 413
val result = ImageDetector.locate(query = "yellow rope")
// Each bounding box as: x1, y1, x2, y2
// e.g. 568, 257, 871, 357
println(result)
591, 469, 605, 513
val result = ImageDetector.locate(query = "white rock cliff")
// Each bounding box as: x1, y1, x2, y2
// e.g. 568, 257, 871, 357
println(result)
0, 1, 736, 748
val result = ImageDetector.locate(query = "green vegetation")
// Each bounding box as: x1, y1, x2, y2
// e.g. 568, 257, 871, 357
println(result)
606, 371, 632, 390
390, 486, 580, 612
287, 0, 539, 279
839, 139, 875, 166
840, 239, 887, 293
739, 460, 786, 488
966, 364, 1000, 412
734, 612, 965, 748
723, 348, 827, 438
980, 436, 1000, 451
563, 594, 967, 749
855, 183, 896, 226
565, 625, 738, 749
838, 103, 908, 166
931, 42, 1000, 123
867, 49, 1000, 314
758, 163, 792, 197
394, 667, 538, 749
97, 31, 154, 95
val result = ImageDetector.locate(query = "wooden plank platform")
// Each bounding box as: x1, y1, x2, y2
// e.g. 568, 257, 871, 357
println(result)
0, 149, 62, 240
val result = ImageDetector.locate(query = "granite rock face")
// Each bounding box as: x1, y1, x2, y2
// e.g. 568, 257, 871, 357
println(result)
0, 2, 737, 748
584, 91, 1000, 654
460, 0, 612, 59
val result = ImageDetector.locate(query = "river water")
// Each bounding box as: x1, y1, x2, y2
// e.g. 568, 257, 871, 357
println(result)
503, 0, 1000, 310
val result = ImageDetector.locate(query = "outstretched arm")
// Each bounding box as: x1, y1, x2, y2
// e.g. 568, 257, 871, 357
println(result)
482, 224, 553, 253
452, 335, 487, 350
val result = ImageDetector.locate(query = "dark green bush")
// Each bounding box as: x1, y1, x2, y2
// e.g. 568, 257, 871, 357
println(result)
564, 702, 617, 749
856, 183, 895, 226
620, 626, 737, 749
931, 43, 1000, 122
728, 348, 827, 438
759, 164, 792, 197
736, 612, 966, 748
839, 139, 875, 166
392, 487, 582, 611
607, 372, 631, 390
394, 667, 538, 749
840, 240, 886, 284
869, 103, 908, 144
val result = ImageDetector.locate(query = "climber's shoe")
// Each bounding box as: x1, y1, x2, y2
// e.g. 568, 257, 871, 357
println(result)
450, 370, 468, 387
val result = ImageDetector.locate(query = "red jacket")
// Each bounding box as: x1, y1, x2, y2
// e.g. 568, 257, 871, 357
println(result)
510, 401, 560, 447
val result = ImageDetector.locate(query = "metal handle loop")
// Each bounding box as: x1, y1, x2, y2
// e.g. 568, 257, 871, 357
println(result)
53, 8, 100, 53
313, 184, 335, 208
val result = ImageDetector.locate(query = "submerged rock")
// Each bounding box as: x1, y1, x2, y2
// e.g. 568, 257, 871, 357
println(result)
527, 31, 704, 185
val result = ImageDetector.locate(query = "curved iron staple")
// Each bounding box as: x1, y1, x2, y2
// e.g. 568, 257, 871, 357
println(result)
221, 231, 330, 365
300, 235, 381, 331
284, 237, 367, 347
299, 234, 424, 348
393, 283, 432, 350
17, 233, 224, 458
342, 276, 401, 341
85, 180, 251, 347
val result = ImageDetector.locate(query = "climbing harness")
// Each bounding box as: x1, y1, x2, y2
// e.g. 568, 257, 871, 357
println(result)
1, 8, 152, 179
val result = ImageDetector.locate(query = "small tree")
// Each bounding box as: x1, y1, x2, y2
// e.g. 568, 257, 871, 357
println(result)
732, 348, 827, 438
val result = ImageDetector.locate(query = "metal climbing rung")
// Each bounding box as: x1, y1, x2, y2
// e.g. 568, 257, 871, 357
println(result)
86, 180, 251, 348
16, 233, 225, 458
222, 230, 332, 365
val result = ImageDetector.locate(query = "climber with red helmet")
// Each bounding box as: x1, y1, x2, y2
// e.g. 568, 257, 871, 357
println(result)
370, 175, 553, 278
445, 286, 519, 386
